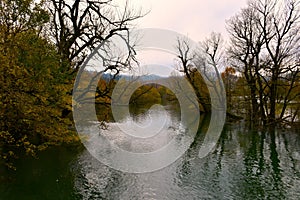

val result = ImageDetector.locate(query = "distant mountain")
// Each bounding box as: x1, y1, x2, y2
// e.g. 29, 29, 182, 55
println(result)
101, 73, 164, 82
139, 74, 163, 81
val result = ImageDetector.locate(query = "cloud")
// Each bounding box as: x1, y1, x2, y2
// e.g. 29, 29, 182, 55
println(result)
116, 0, 248, 41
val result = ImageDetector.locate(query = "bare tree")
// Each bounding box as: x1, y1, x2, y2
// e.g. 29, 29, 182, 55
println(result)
176, 38, 210, 112
256, 0, 300, 124
227, 0, 300, 125
44, 0, 145, 117
175, 33, 226, 113
194, 32, 226, 111
46, 0, 143, 72
227, 5, 266, 124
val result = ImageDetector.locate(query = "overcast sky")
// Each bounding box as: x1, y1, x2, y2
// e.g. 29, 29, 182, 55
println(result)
116, 0, 248, 41
112, 0, 249, 75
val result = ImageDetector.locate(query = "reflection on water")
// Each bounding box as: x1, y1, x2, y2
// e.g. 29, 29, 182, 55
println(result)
77, 105, 197, 173
89, 105, 185, 153
1, 107, 300, 199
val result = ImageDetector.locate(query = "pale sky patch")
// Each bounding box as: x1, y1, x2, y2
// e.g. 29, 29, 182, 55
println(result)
111, 0, 249, 75
115, 0, 248, 41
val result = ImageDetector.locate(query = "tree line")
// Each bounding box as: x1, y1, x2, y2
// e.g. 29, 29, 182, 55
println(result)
175, 0, 299, 127
0, 0, 143, 169
0, 0, 299, 169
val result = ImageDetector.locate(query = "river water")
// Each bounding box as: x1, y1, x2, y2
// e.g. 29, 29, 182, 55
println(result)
1, 106, 300, 200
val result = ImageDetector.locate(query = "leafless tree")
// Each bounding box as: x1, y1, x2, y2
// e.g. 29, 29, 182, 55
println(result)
44, 0, 145, 117
227, 5, 266, 124
175, 33, 226, 113
227, 0, 300, 125
46, 0, 143, 72
194, 32, 226, 111
176, 38, 210, 112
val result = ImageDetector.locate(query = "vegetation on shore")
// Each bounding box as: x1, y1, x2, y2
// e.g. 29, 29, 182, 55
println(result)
0, 0, 299, 169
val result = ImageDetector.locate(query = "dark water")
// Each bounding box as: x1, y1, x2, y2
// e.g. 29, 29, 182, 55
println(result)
1, 108, 300, 200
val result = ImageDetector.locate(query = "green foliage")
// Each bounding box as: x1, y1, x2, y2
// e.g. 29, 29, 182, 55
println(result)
0, 0, 79, 169
130, 84, 162, 106
0, 0, 49, 33
0, 30, 80, 169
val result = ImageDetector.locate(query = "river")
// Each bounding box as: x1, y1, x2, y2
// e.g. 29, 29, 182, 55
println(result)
1, 106, 300, 200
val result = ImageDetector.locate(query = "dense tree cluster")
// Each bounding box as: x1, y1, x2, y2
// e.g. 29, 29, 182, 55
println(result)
0, 0, 142, 169
0, 0, 299, 169
226, 0, 299, 125
176, 0, 299, 126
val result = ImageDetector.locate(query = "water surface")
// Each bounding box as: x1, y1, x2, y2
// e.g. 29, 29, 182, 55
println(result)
1, 107, 300, 199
